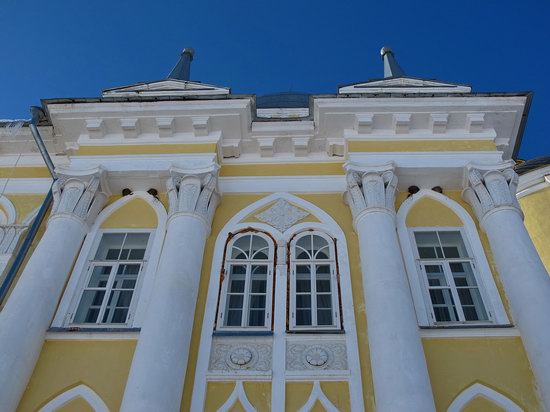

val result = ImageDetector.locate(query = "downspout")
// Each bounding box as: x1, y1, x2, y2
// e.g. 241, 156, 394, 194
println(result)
0, 107, 57, 305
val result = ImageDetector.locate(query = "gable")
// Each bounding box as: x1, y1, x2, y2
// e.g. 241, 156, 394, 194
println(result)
338, 77, 471, 94
102, 79, 230, 97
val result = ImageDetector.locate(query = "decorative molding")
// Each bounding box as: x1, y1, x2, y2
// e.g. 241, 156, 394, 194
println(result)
286, 342, 348, 371
38, 384, 109, 412
0, 225, 27, 255
209, 341, 272, 373
167, 167, 220, 225
447, 383, 523, 412
344, 163, 397, 223
51, 168, 110, 225
255, 199, 309, 232
463, 164, 522, 223
298, 381, 339, 412
216, 381, 256, 412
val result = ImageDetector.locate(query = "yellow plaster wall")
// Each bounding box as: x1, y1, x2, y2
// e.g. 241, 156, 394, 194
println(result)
348, 140, 497, 152
320, 381, 351, 411
56, 396, 95, 412
244, 381, 271, 411
519, 187, 550, 271
285, 382, 313, 412
73, 143, 217, 156
405, 196, 463, 227
423, 337, 541, 412
220, 163, 344, 177
204, 382, 236, 411
0, 167, 51, 178
5, 194, 47, 224
17, 340, 136, 412
100, 197, 159, 229
462, 396, 506, 412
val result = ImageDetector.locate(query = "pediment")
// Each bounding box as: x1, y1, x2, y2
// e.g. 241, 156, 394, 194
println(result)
102, 79, 230, 97
339, 77, 471, 94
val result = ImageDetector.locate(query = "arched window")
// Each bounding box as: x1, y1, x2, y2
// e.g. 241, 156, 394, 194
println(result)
216, 231, 275, 330
289, 231, 341, 330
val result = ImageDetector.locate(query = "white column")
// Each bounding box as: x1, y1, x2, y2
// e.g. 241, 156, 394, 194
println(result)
345, 165, 435, 412
0, 170, 107, 412
463, 164, 550, 410
120, 168, 219, 412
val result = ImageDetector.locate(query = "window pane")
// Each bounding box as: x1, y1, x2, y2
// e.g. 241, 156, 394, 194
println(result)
317, 309, 333, 326
225, 310, 242, 326
296, 235, 312, 259
228, 295, 244, 309
251, 279, 266, 293
228, 266, 246, 293
94, 233, 125, 260
296, 279, 310, 293
296, 265, 311, 292
250, 235, 269, 260
450, 262, 477, 287
249, 295, 266, 309
74, 290, 105, 323
317, 294, 332, 309
312, 235, 329, 259
425, 265, 448, 287
87, 265, 112, 287
316, 279, 331, 293
231, 236, 250, 259
296, 309, 312, 325
296, 295, 311, 309
438, 231, 468, 258
415, 232, 442, 259
248, 310, 265, 326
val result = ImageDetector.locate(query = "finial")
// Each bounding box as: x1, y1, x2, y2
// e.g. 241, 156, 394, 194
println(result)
380, 46, 405, 78
168, 48, 195, 81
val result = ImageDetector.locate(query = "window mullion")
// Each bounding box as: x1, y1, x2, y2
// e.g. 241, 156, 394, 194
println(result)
444, 261, 465, 322
242, 262, 252, 327
311, 262, 317, 327
97, 263, 118, 325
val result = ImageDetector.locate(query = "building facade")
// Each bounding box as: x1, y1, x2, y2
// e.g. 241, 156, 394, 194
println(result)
0, 48, 549, 412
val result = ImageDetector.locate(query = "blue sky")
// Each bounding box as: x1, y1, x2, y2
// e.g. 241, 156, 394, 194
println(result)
1, 0, 548, 159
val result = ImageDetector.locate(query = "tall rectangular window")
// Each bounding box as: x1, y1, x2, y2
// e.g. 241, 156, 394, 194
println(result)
414, 230, 490, 324
72, 232, 150, 325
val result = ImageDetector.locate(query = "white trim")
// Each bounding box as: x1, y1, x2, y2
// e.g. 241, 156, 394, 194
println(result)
0, 178, 52, 194
191, 193, 364, 412
396, 189, 509, 327
52, 191, 167, 328
216, 381, 255, 412
447, 383, 523, 412
517, 165, 550, 198
298, 381, 339, 412
219, 175, 346, 193
420, 327, 519, 338
45, 331, 140, 341
0, 195, 16, 224
38, 384, 109, 412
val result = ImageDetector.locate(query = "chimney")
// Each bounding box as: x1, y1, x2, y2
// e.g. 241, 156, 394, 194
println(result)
168, 48, 195, 81
380, 46, 405, 78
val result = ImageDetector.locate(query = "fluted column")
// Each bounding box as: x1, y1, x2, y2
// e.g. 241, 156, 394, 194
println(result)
0, 169, 108, 412
463, 163, 550, 410
121, 167, 220, 412
345, 164, 435, 412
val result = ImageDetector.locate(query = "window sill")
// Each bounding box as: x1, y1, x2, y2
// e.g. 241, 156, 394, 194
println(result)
419, 324, 519, 338
213, 330, 274, 337
287, 329, 345, 335
46, 327, 141, 341
420, 324, 514, 329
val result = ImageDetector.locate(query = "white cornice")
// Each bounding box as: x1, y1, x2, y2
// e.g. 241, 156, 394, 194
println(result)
517, 165, 550, 198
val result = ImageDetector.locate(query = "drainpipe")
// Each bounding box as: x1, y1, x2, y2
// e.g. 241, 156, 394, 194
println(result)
0, 107, 56, 305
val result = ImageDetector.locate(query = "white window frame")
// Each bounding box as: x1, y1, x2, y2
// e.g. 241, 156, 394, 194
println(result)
289, 231, 341, 331
216, 231, 275, 331
67, 228, 153, 328
410, 227, 495, 326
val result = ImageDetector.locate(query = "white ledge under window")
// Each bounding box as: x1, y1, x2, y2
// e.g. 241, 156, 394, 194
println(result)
419, 325, 519, 338
46, 327, 140, 341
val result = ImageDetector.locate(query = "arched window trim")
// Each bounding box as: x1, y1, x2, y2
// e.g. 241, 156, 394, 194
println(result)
397, 189, 509, 327
192, 193, 365, 412
288, 229, 343, 331
52, 191, 167, 329
447, 382, 524, 412
38, 384, 109, 412
215, 228, 276, 331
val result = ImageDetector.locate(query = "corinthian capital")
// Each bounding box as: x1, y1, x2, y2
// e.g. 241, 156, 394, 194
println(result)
344, 163, 398, 222
51, 167, 110, 225
462, 163, 522, 223
167, 166, 220, 226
